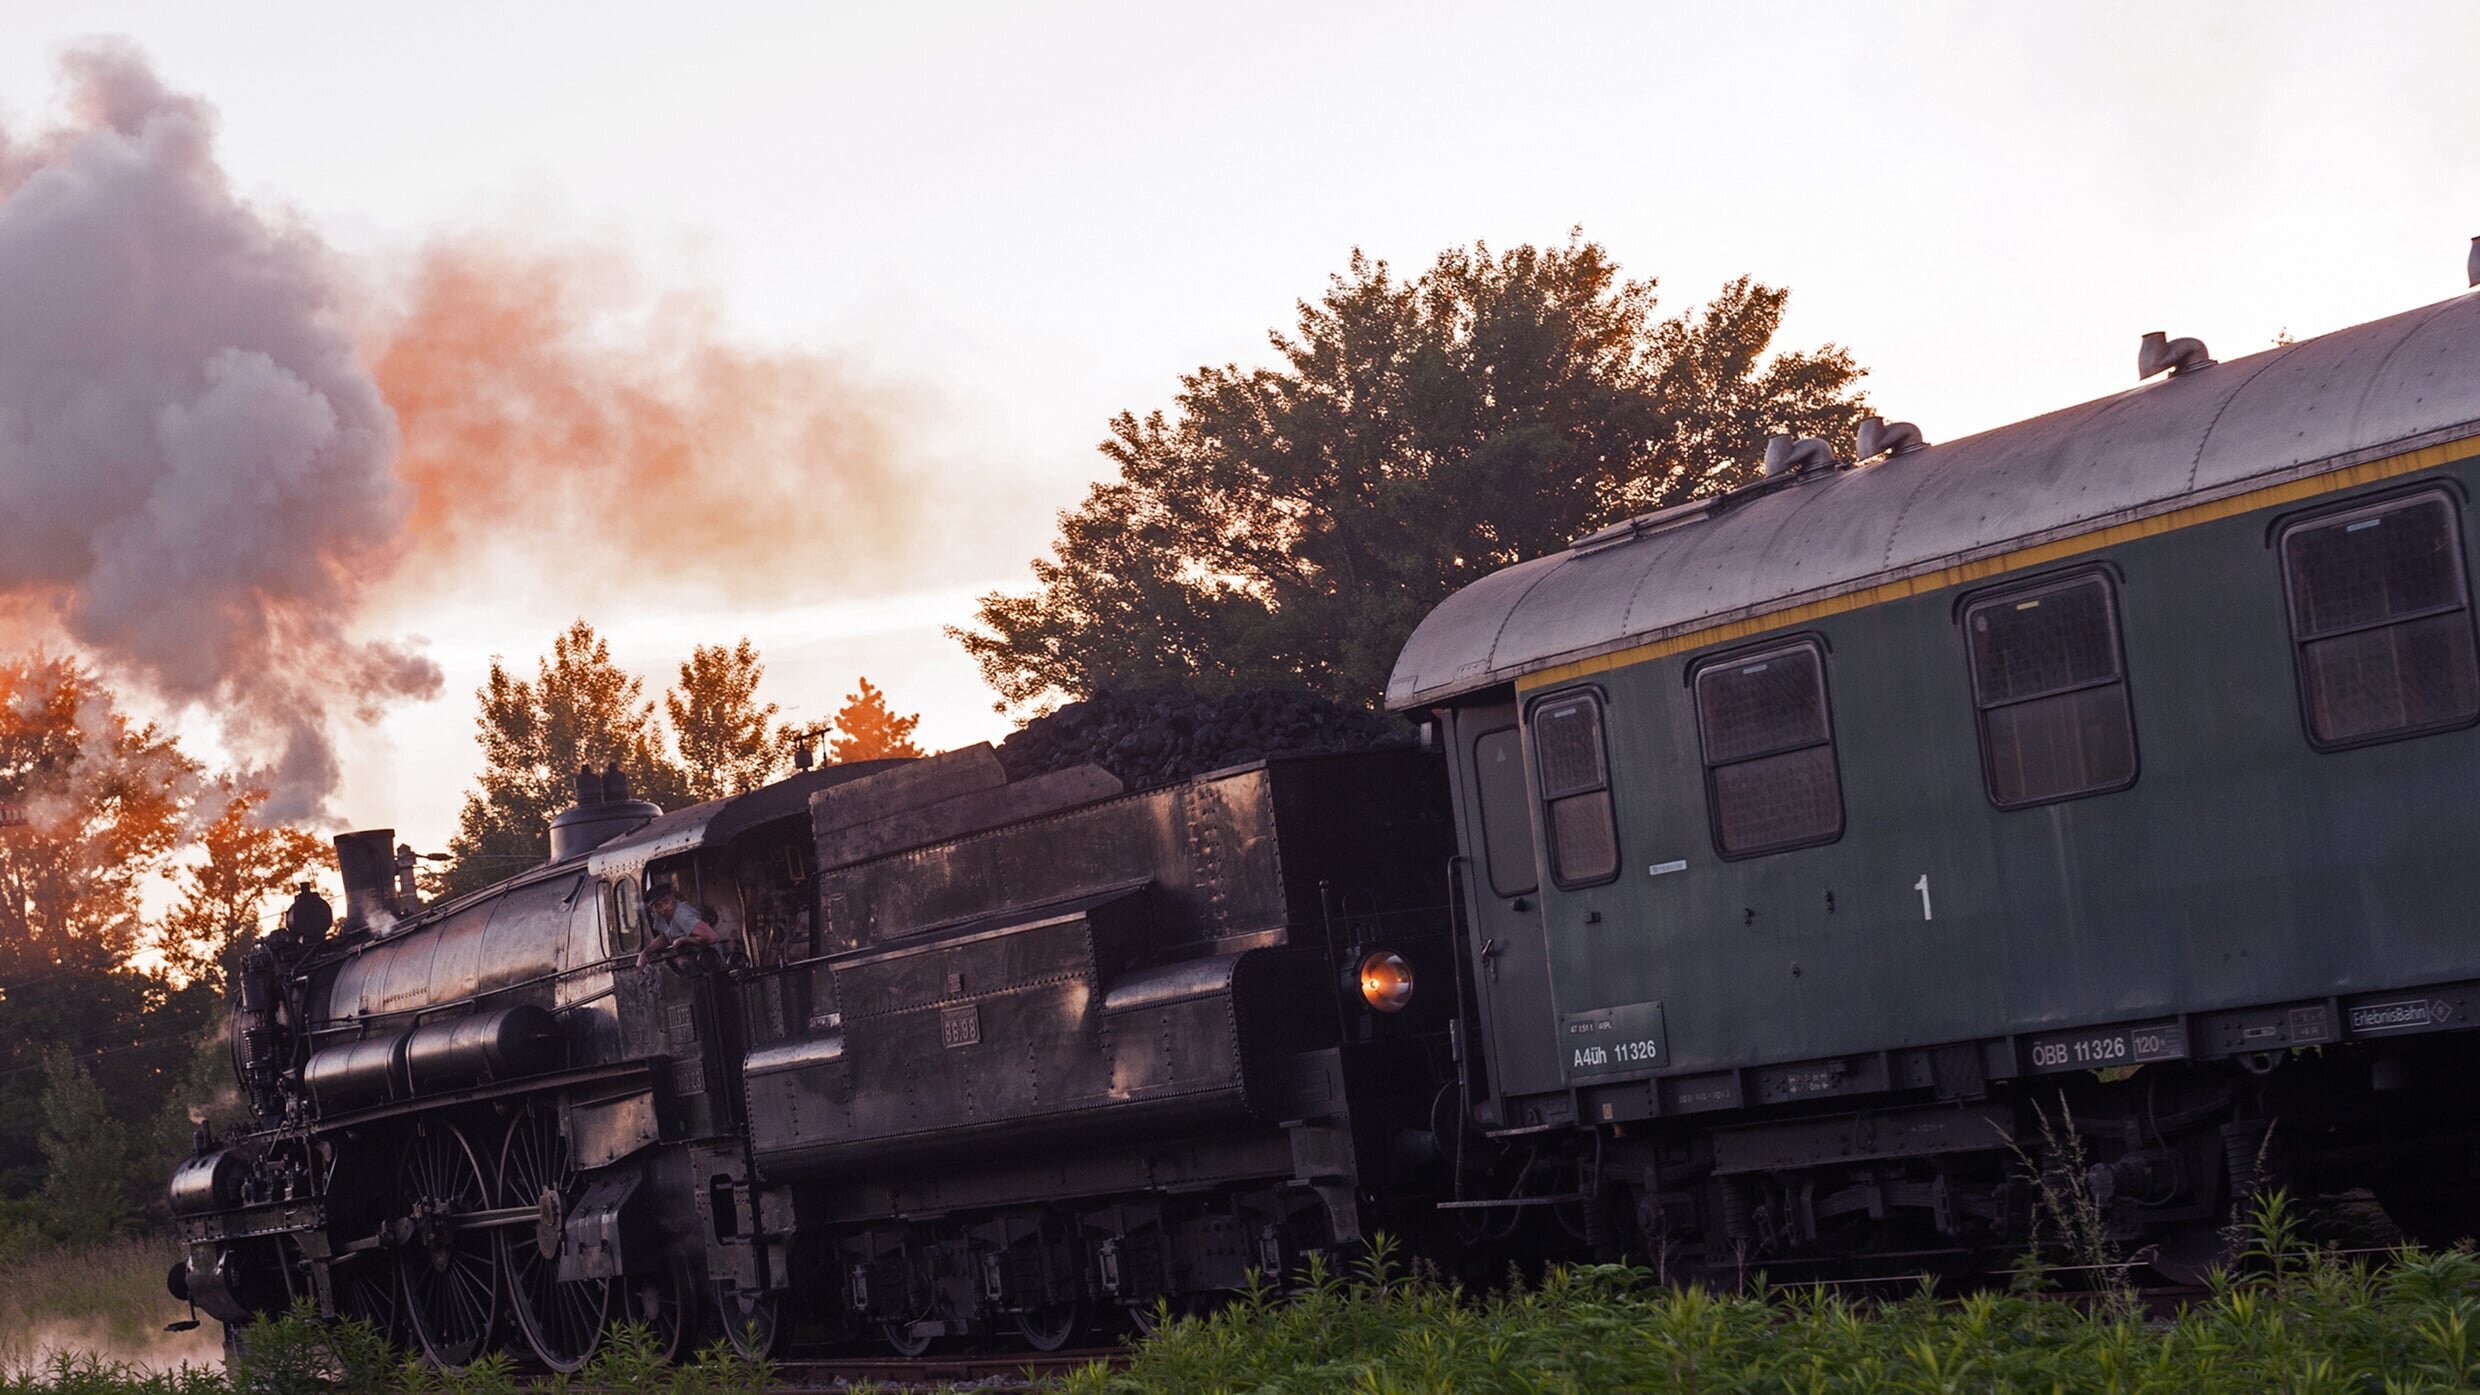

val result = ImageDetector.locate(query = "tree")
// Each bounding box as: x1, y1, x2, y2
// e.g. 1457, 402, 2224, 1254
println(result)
0, 657, 208, 1199
35, 1048, 137, 1244
953, 235, 1869, 710
667, 638, 789, 801
0, 655, 199, 977
827, 679, 924, 763
158, 780, 331, 997
443, 621, 689, 896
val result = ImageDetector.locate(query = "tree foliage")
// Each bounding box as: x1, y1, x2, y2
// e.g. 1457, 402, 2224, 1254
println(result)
158, 780, 331, 997
0, 656, 199, 977
34, 1048, 138, 1245
668, 639, 789, 801
0, 657, 297, 1210
955, 235, 1869, 710
444, 625, 823, 894
827, 679, 924, 763
444, 621, 692, 896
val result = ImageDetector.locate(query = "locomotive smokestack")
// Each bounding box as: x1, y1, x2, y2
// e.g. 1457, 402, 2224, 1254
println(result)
575, 765, 601, 807
333, 829, 399, 935
601, 763, 630, 804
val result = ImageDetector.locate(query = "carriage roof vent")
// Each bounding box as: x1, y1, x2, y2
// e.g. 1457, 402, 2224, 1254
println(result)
2138, 330, 2215, 380
1761, 434, 1840, 477
1856, 416, 1927, 461
2468, 234, 2478, 289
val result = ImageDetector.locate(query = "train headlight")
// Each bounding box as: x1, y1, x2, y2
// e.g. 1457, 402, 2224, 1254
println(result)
1357, 950, 1415, 1013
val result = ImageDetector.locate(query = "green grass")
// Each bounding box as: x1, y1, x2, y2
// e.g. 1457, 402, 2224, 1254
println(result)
17, 1201, 2480, 1394
1068, 1226, 2480, 1395
0, 1237, 218, 1372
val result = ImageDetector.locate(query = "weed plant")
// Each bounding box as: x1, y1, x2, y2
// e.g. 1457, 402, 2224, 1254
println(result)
1070, 1209, 2480, 1394
15, 1200, 2480, 1395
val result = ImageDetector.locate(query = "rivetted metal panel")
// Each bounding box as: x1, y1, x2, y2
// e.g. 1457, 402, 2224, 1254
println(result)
1389, 292, 2480, 709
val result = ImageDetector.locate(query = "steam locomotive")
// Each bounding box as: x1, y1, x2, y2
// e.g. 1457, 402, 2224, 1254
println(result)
173, 275, 2480, 1366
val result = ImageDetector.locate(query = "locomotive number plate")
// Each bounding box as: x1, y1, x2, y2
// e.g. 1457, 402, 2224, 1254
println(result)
941, 1004, 981, 1048
1562, 1000, 1668, 1079
2024, 1020, 2185, 1074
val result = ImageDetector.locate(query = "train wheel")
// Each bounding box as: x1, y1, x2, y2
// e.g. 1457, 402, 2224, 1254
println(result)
714, 1283, 785, 1361
332, 1251, 403, 1350
619, 1265, 690, 1362
498, 1106, 610, 1373
878, 1319, 935, 1357
397, 1119, 498, 1368
1123, 1298, 1170, 1337
1013, 1300, 1086, 1352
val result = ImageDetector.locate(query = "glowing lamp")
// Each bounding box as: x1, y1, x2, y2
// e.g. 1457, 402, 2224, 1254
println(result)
1357, 950, 1415, 1014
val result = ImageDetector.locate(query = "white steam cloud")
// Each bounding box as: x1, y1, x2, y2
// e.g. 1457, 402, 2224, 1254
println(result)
0, 41, 437, 817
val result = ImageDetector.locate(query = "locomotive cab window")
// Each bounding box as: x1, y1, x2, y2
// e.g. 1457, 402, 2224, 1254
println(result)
1529, 694, 1618, 886
1694, 641, 1843, 857
2279, 490, 2480, 748
1472, 727, 1538, 897
1964, 572, 2137, 807
605, 877, 647, 957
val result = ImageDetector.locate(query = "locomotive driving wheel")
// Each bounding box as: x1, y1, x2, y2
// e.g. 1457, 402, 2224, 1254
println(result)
331, 1249, 403, 1350
713, 1282, 785, 1361
498, 1105, 610, 1372
620, 1264, 690, 1362
396, 1119, 498, 1368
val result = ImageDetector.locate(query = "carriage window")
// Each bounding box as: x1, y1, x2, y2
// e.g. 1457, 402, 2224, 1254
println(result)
1964, 573, 2137, 807
606, 878, 647, 956
1694, 641, 1843, 857
2280, 491, 2480, 748
1472, 728, 1538, 897
1530, 694, 1618, 886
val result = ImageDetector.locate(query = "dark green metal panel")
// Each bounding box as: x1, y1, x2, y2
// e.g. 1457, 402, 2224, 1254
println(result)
1479, 460, 2480, 1087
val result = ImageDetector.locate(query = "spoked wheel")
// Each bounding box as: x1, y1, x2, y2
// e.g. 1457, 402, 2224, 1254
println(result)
397, 1119, 499, 1368
714, 1282, 786, 1361
1014, 1299, 1086, 1352
332, 1250, 404, 1350
498, 1106, 610, 1372
619, 1265, 689, 1362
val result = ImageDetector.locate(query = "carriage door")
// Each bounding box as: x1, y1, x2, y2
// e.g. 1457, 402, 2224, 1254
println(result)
1451, 701, 1565, 1122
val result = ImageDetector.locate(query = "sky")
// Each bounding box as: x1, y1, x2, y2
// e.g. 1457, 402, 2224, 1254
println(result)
2, 1, 2476, 854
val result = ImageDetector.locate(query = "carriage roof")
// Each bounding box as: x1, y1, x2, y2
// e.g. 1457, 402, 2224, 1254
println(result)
1387, 290, 2480, 710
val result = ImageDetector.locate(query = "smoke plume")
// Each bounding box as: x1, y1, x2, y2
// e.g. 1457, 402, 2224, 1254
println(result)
371, 241, 947, 602
0, 42, 438, 817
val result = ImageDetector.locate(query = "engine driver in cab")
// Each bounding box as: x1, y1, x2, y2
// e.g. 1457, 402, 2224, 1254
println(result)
637, 879, 719, 970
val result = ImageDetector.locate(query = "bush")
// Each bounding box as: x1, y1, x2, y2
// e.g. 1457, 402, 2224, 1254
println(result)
1068, 1222, 2480, 1395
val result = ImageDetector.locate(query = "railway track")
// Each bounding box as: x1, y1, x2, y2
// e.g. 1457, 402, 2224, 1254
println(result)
769, 1347, 1119, 1391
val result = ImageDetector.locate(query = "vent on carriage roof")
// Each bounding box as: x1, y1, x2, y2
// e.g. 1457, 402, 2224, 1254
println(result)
1856, 416, 1927, 461
2468, 234, 2478, 289
1761, 434, 1840, 478
2138, 330, 2215, 380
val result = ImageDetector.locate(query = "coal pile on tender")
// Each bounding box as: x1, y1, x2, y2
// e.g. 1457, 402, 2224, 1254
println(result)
996, 686, 1412, 790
